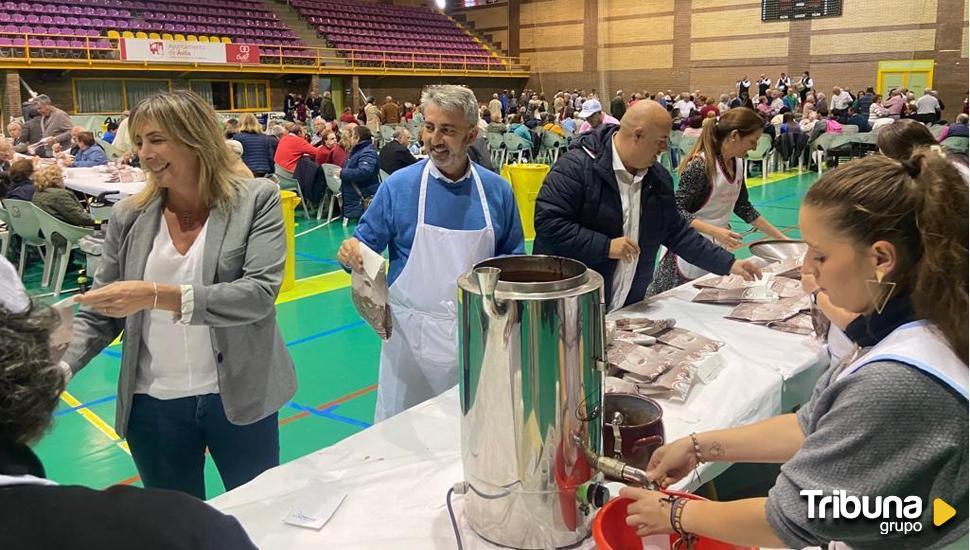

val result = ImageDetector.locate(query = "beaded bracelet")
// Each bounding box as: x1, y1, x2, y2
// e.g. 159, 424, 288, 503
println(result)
689, 432, 704, 465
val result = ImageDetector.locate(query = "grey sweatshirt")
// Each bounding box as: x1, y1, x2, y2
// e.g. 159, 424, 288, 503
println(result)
766, 360, 968, 549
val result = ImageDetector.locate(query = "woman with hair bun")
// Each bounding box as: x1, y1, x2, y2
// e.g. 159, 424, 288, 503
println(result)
650, 108, 787, 295
621, 149, 968, 548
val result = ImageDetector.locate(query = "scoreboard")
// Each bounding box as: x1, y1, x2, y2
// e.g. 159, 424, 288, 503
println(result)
762, 0, 842, 21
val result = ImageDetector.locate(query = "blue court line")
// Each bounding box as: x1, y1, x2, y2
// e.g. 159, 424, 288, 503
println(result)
295, 252, 341, 266
286, 320, 366, 348
55, 394, 116, 417
98, 317, 362, 359
287, 402, 372, 429
752, 191, 801, 207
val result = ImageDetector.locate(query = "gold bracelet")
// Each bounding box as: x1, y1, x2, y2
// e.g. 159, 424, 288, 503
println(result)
152, 282, 158, 309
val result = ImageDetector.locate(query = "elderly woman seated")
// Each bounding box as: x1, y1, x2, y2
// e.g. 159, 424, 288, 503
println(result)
64, 132, 108, 168
30, 165, 95, 226
0, 258, 258, 549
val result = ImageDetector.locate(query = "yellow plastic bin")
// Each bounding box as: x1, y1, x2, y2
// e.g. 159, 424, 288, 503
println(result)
501, 163, 550, 240
279, 190, 301, 292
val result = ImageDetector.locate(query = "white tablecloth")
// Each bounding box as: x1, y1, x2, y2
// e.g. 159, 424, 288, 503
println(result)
209, 284, 829, 550
64, 167, 146, 198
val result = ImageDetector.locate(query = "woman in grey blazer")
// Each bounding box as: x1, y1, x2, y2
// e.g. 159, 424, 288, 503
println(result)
63, 90, 297, 499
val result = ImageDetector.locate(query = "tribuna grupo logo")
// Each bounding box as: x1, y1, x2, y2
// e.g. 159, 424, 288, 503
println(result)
801, 490, 957, 536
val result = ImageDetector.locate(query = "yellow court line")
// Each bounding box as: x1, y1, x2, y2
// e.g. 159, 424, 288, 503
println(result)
277, 269, 351, 304
59, 390, 131, 456
746, 168, 807, 188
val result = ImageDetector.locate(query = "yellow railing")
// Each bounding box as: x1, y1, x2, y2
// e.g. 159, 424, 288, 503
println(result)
0, 33, 530, 76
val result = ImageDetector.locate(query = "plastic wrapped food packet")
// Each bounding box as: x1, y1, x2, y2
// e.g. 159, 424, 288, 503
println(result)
693, 274, 748, 290
692, 287, 776, 304
763, 256, 802, 278
607, 340, 671, 379
604, 376, 640, 394
350, 243, 392, 340
655, 327, 723, 354
614, 317, 677, 334
615, 330, 657, 346
726, 295, 811, 324
623, 344, 700, 402
771, 276, 806, 298
767, 312, 815, 335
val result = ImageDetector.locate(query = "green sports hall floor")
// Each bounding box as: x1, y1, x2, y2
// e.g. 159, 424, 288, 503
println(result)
25, 166, 818, 499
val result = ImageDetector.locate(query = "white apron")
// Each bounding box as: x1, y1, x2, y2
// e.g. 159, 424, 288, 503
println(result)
834, 320, 968, 399
374, 161, 495, 422
826, 320, 967, 550
673, 156, 744, 280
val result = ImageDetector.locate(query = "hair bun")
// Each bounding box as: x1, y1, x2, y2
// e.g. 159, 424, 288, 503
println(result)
900, 158, 921, 178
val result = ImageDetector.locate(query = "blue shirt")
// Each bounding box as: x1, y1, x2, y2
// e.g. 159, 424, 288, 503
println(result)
354, 159, 525, 286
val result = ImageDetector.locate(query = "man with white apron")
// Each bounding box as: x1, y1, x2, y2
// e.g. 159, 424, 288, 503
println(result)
373, 161, 495, 421
338, 85, 525, 422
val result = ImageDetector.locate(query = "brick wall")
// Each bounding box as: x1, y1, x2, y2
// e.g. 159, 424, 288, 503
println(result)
443, 0, 969, 116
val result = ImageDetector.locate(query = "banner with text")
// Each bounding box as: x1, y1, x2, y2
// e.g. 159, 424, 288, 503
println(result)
119, 39, 260, 65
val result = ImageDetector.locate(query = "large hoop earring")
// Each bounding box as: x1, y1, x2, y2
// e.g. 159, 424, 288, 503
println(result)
866, 270, 896, 315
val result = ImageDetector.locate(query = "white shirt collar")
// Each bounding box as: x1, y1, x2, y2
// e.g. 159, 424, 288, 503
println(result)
428, 157, 472, 184
611, 135, 647, 184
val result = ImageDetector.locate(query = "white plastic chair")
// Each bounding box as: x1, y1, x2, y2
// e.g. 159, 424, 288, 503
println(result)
32, 204, 95, 296
0, 203, 10, 258
503, 132, 532, 164
486, 132, 506, 167
744, 134, 773, 181
379, 125, 396, 147
274, 164, 312, 218
319, 163, 343, 223
2, 199, 50, 282
95, 138, 121, 160
538, 131, 566, 164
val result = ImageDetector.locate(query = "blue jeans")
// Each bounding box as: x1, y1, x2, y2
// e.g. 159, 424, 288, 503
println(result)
126, 393, 279, 499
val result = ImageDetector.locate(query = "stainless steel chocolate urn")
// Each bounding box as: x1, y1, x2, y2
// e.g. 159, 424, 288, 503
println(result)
456, 255, 606, 549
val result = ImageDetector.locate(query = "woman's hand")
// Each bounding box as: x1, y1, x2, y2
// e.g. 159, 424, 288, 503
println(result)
711, 226, 743, 250
75, 281, 155, 318
645, 437, 698, 488
620, 488, 677, 537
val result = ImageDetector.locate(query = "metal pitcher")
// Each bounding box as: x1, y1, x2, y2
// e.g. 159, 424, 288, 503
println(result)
457, 255, 606, 549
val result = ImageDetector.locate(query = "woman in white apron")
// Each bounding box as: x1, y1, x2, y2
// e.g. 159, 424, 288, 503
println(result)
649, 108, 787, 295
616, 151, 968, 549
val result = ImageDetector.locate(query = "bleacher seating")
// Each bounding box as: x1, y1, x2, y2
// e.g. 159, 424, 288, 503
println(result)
0, 0, 501, 68
290, 0, 502, 68
0, 0, 307, 61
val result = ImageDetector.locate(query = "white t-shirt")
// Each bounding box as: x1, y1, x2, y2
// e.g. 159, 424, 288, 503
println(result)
136, 216, 219, 399
608, 135, 647, 312
916, 94, 941, 114
673, 100, 695, 119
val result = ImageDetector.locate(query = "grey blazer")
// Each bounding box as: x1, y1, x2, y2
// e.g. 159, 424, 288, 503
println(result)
63, 178, 297, 438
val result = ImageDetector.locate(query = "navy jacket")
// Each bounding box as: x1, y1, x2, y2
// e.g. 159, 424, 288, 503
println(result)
533, 125, 735, 307
233, 131, 275, 175
4, 179, 35, 201
341, 140, 380, 219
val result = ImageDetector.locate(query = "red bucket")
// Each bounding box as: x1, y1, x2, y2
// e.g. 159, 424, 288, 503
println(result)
592, 492, 757, 550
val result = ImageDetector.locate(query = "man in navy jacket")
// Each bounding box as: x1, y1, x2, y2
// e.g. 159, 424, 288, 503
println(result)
534, 100, 761, 311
